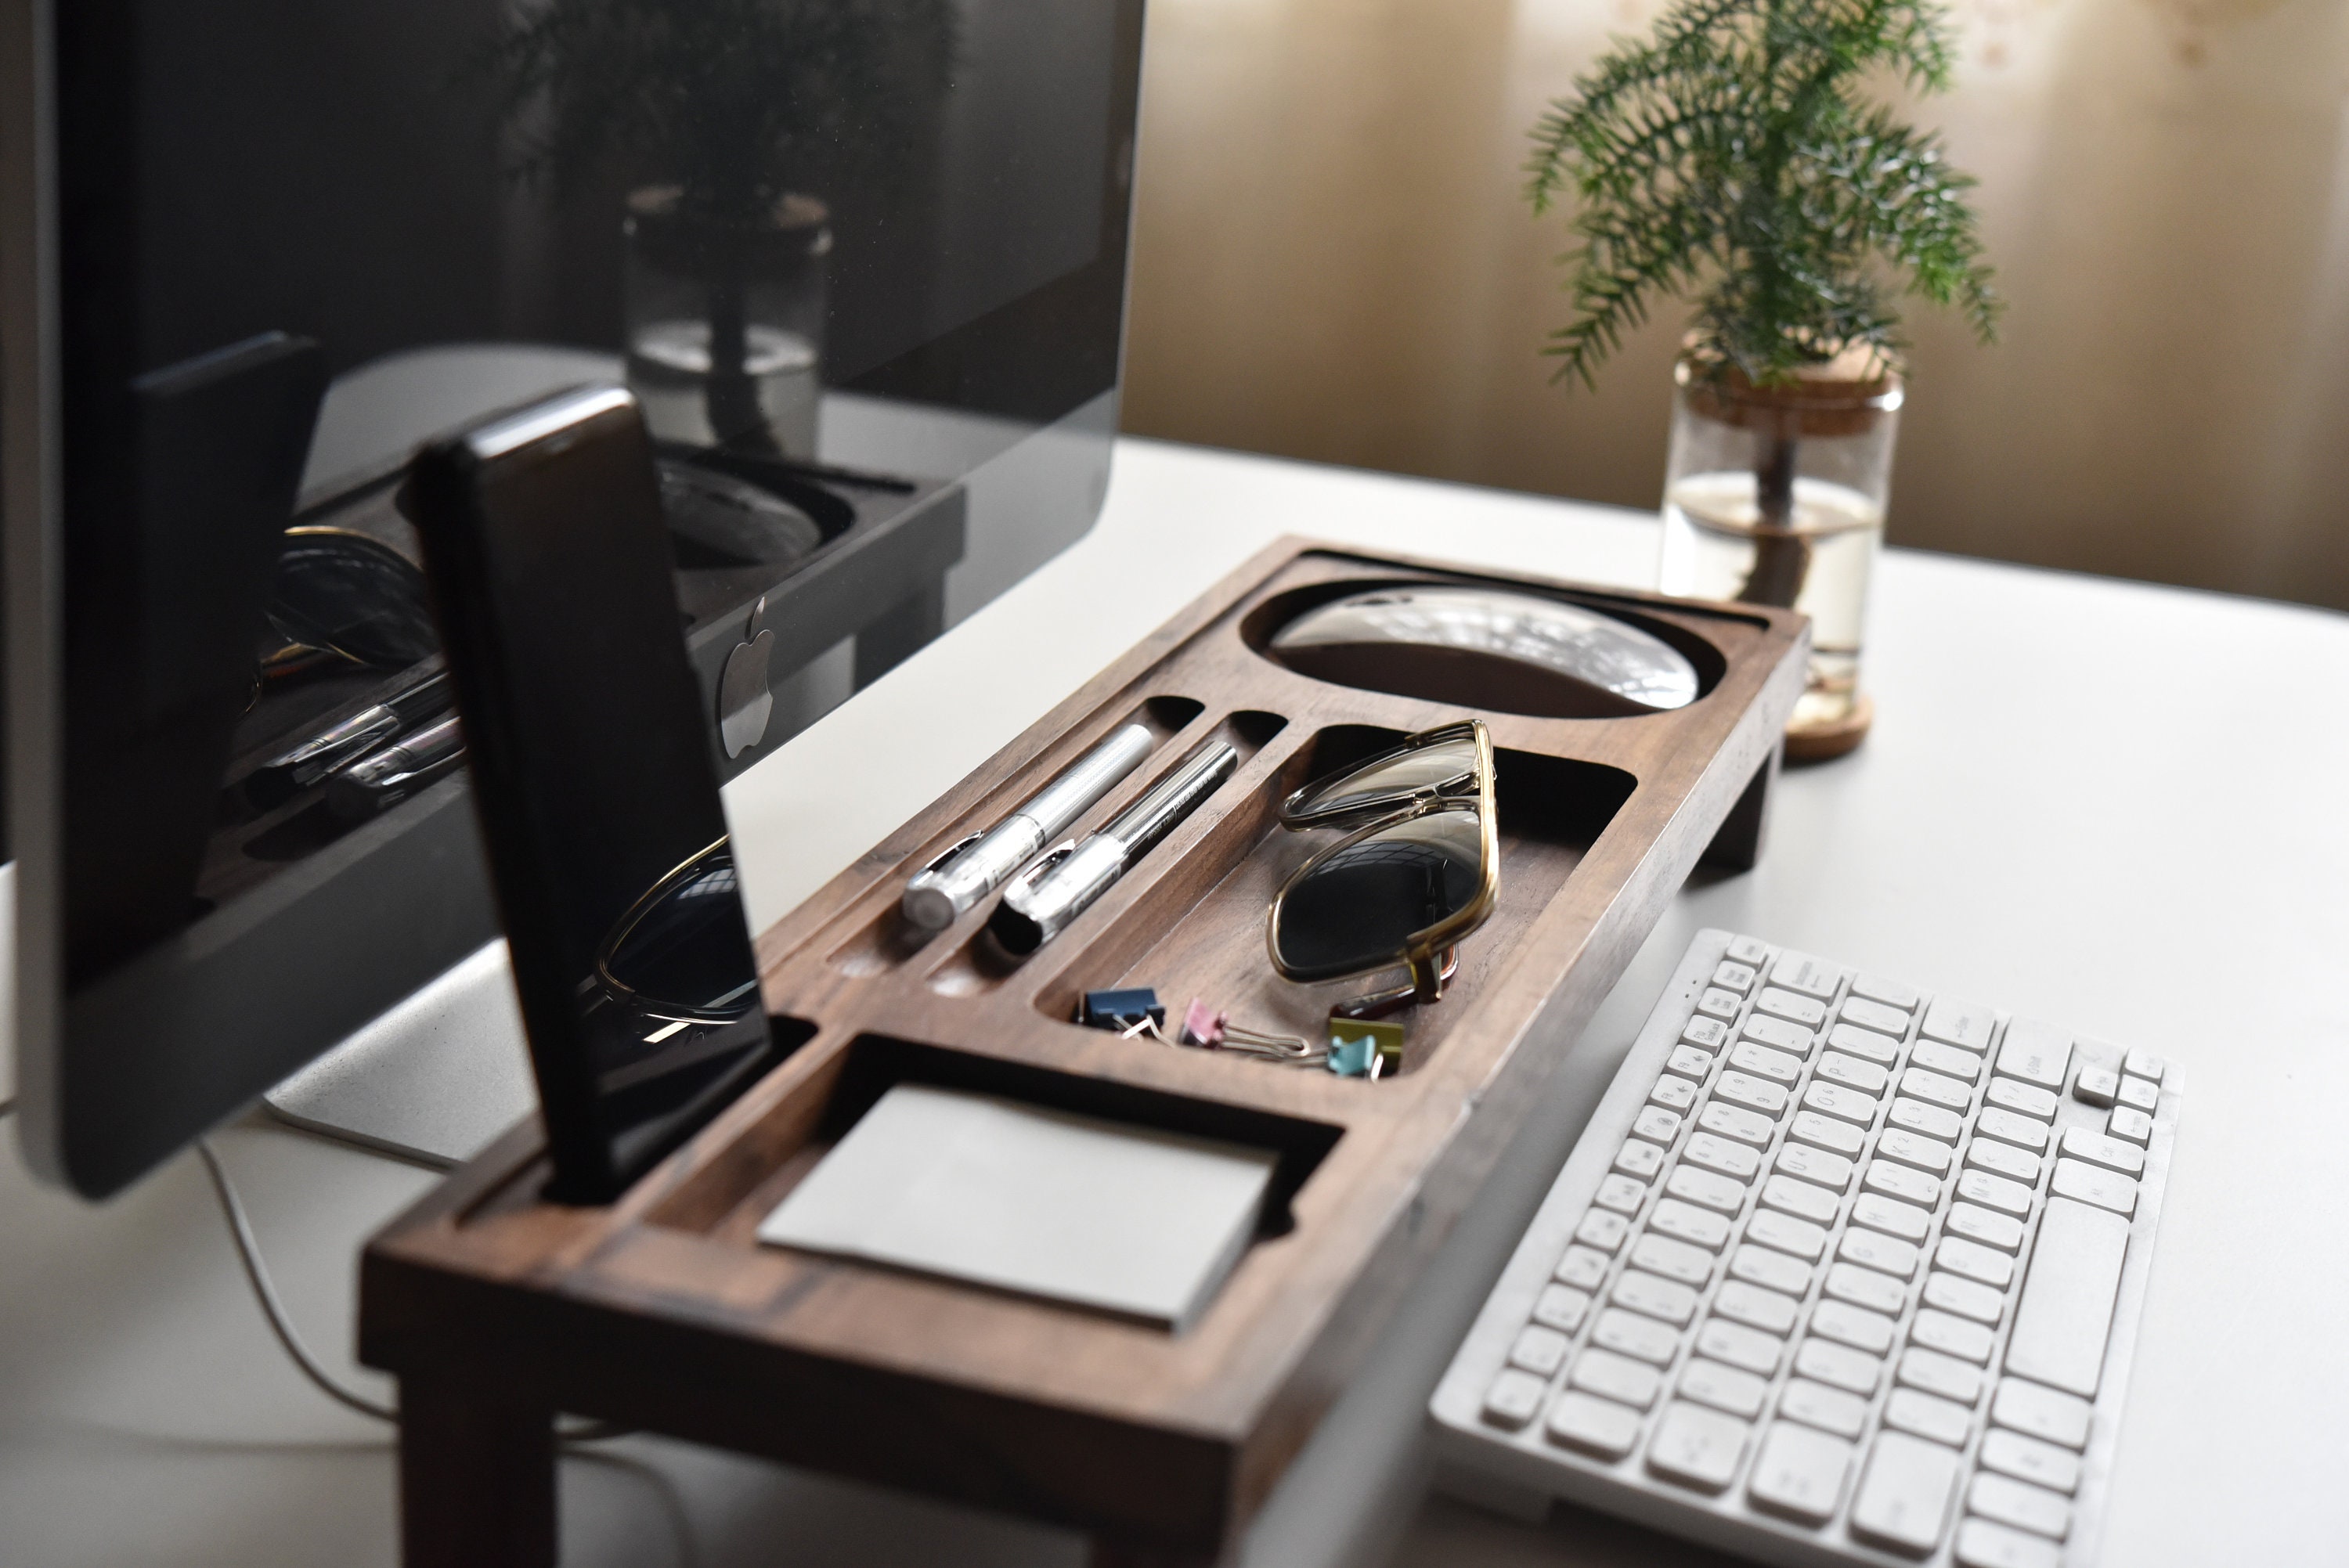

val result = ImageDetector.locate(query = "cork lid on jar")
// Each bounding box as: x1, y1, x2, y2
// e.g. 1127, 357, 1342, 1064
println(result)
1677, 339, 1903, 438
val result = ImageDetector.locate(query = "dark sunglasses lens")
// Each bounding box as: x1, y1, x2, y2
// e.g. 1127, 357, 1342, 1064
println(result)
602, 850, 760, 1018
1274, 806, 1485, 979
1291, 734, 1478, 820
268, 534, 439, 668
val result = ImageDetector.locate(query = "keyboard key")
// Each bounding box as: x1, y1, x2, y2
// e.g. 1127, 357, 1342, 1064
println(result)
1850, 1430, 1962, 1554
1921, 997, 1995, 1051
1740, 1015, 1815, 1055
1748, 1209, 1828, 1261
1935, 1235, 2017, 1290
1839, 996, 1911, 1036
1965, 1138, 2040, 1184
1992, 1377, 2093, 1448
1975, 1107, 2049, 1152
1631, 1105, 1683, 1145
1646, 1401, 1749, 1493
1556, 1245, 1609, 1289
2072, 1065, 2118, 1107
1613, 1139, 1665, 1180
1814, 1051, 1889, 1094
1748, 1422, 1854, 1523
1958, 1169, 2034, 1217
1759, 1174, 1840, 1226
1481, 1368, 1546, 1429
1980, 1429, 2084, 1494
1850, 974, 1920, 1010
1698, 1101, 1776, 1148
2006, 1197, 2129, 1399
1837, 1227, 1920, 1280
1730, 1245, 1813, 1297
1594, 1173, 1647, 1214
1850, 1193, 1931, 1242
1883, 1386, 1974, 1447
1864, 1161, 1943, 1207
1968, 1471, 2072, 1540
1911, 1039, 1984, 1082
1681, 1015, 1729, 1052
1996, 1018, 2073, 1090
2124, 1047, 2167, 1082
1683, 1130, 1761, 1181
2109, 1105, 2154, 1145
1788, 1111, 1865, 1157
1754, 986, 1826, 1027
1808, 1299, 1896, 1354
1824, 1261, 1908, 1315
1630, 1233, 1716, 1288
1593, 1307, 1681, 1366
1986, 1078, 2060, 1120
2059, 1126, 2145, 1177
1900, 1066, 1973, 1111
1911, 1307, 1995, 1364
1695, 987, 1740, 1021
1712, 1281, 1799, 1336
1665, 1165, 1747, 1215
1571, 1346, 1664, 1408
1875, 1127, 1954, 1174
1653, 1071, 1701, 1111
1575, 1209, 1629, 1252
2051, 1157, 2138, 1217
1614, 1271, 1700, 1326
1712, 960, 1756, 993
1662, 1044, 1714, 1083
1651, 1199, 1732, 1250
1770, 950, 1843, 1000
1924, 1271, 2007, 1325
1801, 1080, 1878, 1126
1887, 1096, 1964, 1141
1828, 1022, 1902, 1065
1778, 1379, 1869, 1438
1725, 934, 1770, 966
1897, 1345, 1983, 1404
1956, 1517, 2062, 1568
1946, 1201, 2026, 1253
1547, 1390, 1643, 1457
1680, 1358, 1770, 1418
1730, 1041, 1803, 1083
1697, 1317, 1783, 1375
1715, 1071, 1790, 1116
1510, 1324, 1571, 1375
1532, 1285, 1592, 1333
1794, 1338, 1880, 1395
1773, 1143, 1853, 1192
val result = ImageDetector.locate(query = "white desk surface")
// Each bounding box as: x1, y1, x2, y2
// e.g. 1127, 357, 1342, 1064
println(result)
2, 437, 2344, 1567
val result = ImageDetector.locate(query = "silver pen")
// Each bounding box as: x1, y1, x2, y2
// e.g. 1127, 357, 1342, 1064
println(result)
901, 722, 1157, 931
989, 740, 1239, 956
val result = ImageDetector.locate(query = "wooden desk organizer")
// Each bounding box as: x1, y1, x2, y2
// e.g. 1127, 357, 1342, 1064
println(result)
359, 539, 1808, 1566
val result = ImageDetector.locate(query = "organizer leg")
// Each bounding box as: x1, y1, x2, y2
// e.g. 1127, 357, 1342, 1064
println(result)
397, 1372, 556, 1568
1698, 745, 1778, 874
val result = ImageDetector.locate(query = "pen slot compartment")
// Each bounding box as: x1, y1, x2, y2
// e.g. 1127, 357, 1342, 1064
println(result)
1037, 728, 1635, 1078
823, 693, 1211, 979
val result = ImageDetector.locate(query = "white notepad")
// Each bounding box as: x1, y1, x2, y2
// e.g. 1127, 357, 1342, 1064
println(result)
756, 1083, 1278, 1331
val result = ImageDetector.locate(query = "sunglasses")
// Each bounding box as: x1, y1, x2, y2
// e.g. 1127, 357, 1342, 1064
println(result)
1265, 720, 1499, 1011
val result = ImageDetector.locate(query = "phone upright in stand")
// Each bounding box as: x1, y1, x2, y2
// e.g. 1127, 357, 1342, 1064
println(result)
405, 385, 788, 1202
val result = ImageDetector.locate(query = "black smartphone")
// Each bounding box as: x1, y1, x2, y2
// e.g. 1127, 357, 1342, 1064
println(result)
405, 385, 787, 1202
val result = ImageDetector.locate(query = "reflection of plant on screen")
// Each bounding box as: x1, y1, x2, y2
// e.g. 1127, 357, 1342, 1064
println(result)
489, 0, 955, 447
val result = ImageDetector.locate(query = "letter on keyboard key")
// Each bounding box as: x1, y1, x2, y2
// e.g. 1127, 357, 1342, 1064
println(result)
1748, 1422, 1856, 1524
1741, 1014, 1814, 1054
1682, 1015, 1729, 1052
1546, 1391, 1644, 1458
1838, 1227, 1921, 1279
1631, 1233, 1716, 1288
1684, 1131, 1762, 1181
1556, 1245, 1610, 1289
2051, 1157, 2138, 1217
1614, 1271, 1699, 1326
1789, 1110, 1865, 1157
1659, 1048, 1711, 1087
1712, 1280, 1799, 1335
1824, 1261, 1909, 1315
1875, 1127, 1953, 1174
1884, 1386, 1974, 1447
2006, 1197, 2129, 1398
1776, 1142, 1854, 1191
1631, 1105, 1683, 1145
2059, 1126, 2146, 1177
1965, 1137, 2041, 1184
1958, 1168, 2034, 1217
1593, 1307, 1682, 1366
1532, 1285, 1592, 1333
1900, 1066, 1974, 1111
1730, 1243, 1813, 1296
1712, 960, 1756, 993
1987, 1077, 2061, 1120
1980, 1429, 2083, 1494
1571, 1346, 1664, 1409
1575, 1209, 1629, 1252
1922, 996, 1996, 1051
1698, 1101, 1776, 1148
1755, 986, 1827, 1027
1780, 1378, 1869, 1437
1509, 1324, 1571, 1375
1888, 1096, 1964, 1141
1696, 1317, 1782, 1375
1992, 1377, 2093, 1448
1696, 987, 1740, 1020
1730, 1041, 1803, 1083
1614, 1139, 1665, 1180
1679, 1358, 1769, 1418
1851, 1431, 1963, 1555
1666, 1165, 1747, 1215
1770, 950, 1844, 1000
1936, 1235, 2016, 1290
1794, 1337, 1882, 1394
1481, 1368, 1547, 1429
2109, 1105, 2153, 1145
1829, 1022, 1903, 1065
1997, 1018, 2073, 1090
1759, 1174, 1840, 1225
1968, 1472, 2073, 1541
1715, 1071, 1789, 1116
1911, 1307, 1997, 1364
1646, 1402, 1749, 1493
1898, 1346, 1984, 1404
1924, 1270, 2008, 1325
1864, 1161, 1943, 1207
1852, 1193, 1932, 1242
1726, 933, 1770, 966
1815, 1051, 1890, 1095
1595, 1173, 1646, 1214
1651, 1199, 1732, 1251
1947, 1201, 2027, 1253
1801, 1080, 1878, 1126
1809, 1299, 1896, 1354
1956, 1517, 2063, 1568
1748, 1209, 1829, 1260
1976, 1107, 2050, 1152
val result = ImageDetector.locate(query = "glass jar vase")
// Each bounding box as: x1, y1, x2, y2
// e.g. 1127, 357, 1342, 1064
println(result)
622, 186, 831, 459
1657, 350, 1901, 757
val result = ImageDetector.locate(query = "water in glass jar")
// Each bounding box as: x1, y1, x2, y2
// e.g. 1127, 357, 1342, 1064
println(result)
1661, 470, 1883, 727
628, 320, 820, 456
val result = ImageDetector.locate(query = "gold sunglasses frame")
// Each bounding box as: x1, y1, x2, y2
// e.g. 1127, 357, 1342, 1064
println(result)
1264, 720, 1500, 1006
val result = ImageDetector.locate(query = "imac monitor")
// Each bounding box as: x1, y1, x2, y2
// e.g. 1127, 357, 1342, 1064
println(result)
1, 0, 1145, 1197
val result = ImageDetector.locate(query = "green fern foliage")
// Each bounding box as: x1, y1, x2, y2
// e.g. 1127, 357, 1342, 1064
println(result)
1527, 0, 2000, 389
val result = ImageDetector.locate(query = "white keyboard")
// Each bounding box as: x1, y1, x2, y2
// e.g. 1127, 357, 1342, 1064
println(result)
1431, 931, 2177, 1568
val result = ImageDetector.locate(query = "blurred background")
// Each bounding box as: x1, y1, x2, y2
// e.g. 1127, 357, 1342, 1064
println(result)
1120, 0, 2349, 611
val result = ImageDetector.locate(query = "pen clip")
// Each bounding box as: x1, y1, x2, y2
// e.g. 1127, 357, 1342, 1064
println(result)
918, 831, 985, 879
1008, 841, 1077, 897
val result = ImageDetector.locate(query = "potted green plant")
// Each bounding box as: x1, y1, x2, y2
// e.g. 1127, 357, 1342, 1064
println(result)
1527, 0, 1999, 756
489, 0, 954, 455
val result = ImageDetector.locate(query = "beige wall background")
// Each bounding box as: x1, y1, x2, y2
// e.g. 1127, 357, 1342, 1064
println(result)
1120, 0, 2349, 611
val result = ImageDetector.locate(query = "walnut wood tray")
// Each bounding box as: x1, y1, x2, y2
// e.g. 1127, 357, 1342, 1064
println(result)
358, 538, 1808, 1566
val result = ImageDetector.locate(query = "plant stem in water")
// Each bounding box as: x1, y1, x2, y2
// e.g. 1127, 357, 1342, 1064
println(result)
1737, 429, 1810, 608
702, 252, 778, 456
